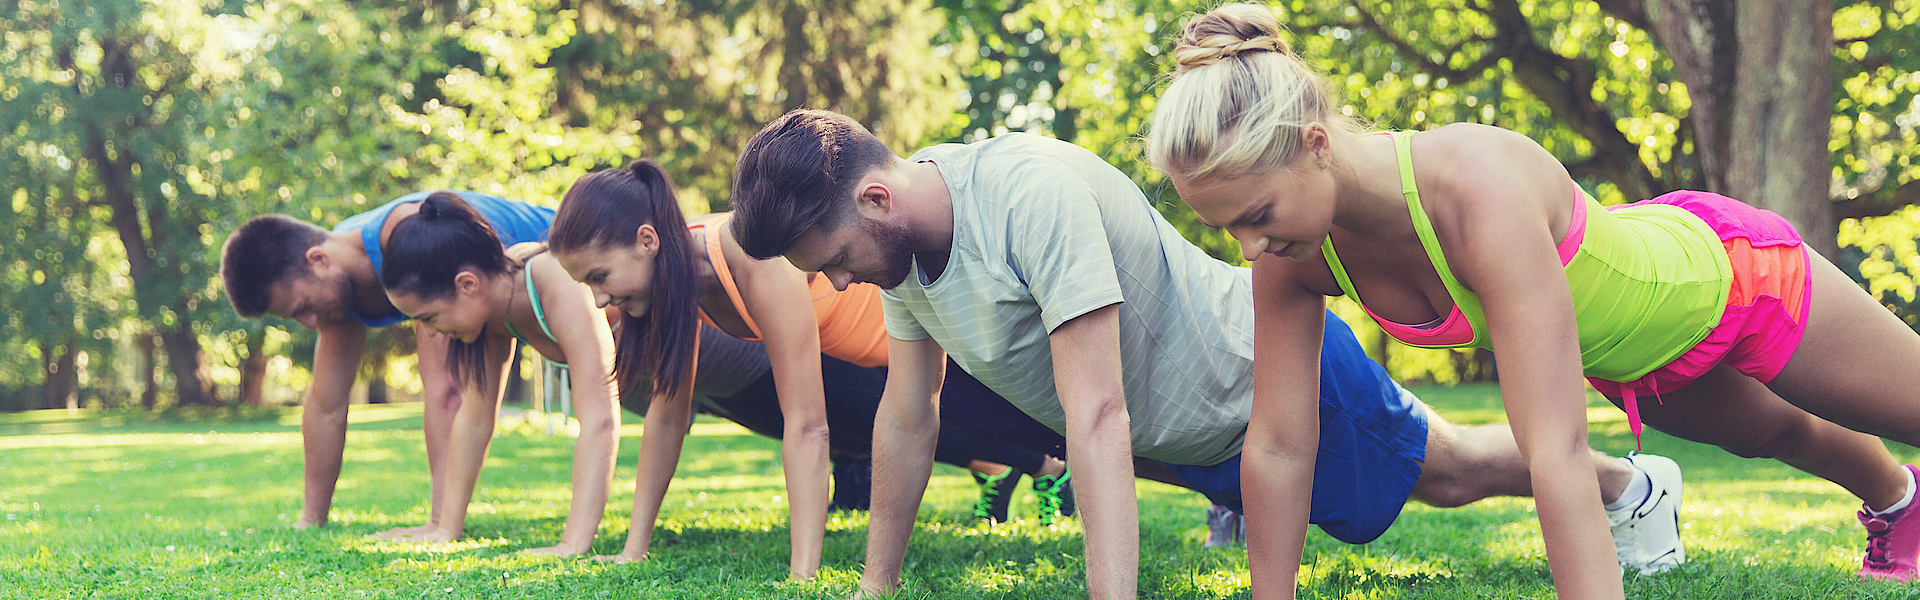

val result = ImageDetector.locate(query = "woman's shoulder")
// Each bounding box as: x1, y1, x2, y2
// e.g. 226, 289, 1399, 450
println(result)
1414, 123, 1567, 201
686, 211, 731, 229
518, 247, 578, 295
1415, 122, 1541, 158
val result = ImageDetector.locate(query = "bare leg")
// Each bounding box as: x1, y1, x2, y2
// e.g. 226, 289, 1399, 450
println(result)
1752, 252, 1920, 511
1409, 403, 1634, 507
968, 460, 1010, 476
1603, 364, 1906, 511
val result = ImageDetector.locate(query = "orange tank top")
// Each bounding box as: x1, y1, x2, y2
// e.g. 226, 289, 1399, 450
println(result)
690, 216, 891, 368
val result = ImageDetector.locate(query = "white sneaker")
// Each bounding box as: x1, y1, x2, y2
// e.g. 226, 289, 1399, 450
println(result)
1607, 453, 1686, 575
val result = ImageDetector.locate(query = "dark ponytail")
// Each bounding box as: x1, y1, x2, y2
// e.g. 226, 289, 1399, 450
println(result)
381, 191, 517, 385
549, 160, 699, 402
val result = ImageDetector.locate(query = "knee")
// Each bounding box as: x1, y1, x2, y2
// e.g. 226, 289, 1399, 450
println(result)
1723, 417, 1814, 460
428, 388, 464, 415
1413, 471, 1486, 508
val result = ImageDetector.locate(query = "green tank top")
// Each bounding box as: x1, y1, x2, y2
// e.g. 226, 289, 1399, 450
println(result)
1321, 131, 1732, 383
505, 261, 563, 368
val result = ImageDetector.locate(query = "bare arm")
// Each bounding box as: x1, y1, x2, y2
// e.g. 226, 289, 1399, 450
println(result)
1047, 304, 1137, 600
604, 385, 694, 562
297, 320, 368, 528
1244, 258, 1326, 600
1440, 126, 1622, 599
855, 335, 947, 597
530, 260, 622, 555
404, 331, 515, 542
733, 250, 833, 580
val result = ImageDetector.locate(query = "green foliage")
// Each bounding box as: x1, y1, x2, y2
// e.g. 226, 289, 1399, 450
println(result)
8, 0, 1920, 401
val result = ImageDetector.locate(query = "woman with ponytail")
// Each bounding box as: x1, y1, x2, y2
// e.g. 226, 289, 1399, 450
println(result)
376, 192, 621, 556
547, 161, 1072, 578
1148, 2, 1920, 595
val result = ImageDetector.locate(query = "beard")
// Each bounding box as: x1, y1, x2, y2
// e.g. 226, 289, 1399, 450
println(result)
331, 272, 360, 322
861, 216, 916, 290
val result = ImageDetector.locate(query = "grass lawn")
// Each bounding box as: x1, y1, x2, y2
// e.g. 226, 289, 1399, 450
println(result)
5, 384, 1920, 598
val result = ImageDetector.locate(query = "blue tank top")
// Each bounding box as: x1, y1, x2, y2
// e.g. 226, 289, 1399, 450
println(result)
331, 190, 556, 327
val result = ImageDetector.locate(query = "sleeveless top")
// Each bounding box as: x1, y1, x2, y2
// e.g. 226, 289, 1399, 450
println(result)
334, 190, 555, 327
689, 214, 890, 368
504, 248, 772, 401
1321, 131, 1732, 384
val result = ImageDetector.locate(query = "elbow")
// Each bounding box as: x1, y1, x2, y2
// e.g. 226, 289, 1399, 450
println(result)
1520, 430, 1593, 468
787, 417, 831, 448
1066, 393, 1130, 440
426, 386, 465, 415
304, 397, 349, 423
579, 408, 619, 440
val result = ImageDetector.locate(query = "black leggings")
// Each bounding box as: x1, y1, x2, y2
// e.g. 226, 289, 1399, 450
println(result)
702, 355, 1055, 473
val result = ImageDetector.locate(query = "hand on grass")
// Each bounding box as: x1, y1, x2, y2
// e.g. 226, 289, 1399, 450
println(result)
852, 576, 899, 599
384, 527, 459, 544
368, 523, 436, 540
591, 550, 646, 564
520, 543, 588, 558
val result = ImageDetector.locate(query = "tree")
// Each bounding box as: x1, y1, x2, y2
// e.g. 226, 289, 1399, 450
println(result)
1579, 0, 1838, 258
0, 0, 263, 405
930, 0, 1920, 379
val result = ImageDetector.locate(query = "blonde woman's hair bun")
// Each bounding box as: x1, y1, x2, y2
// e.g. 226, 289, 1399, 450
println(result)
1173, 3, 1290, 73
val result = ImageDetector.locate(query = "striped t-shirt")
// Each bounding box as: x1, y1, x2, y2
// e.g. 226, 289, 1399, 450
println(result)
881, 134, 1256, 466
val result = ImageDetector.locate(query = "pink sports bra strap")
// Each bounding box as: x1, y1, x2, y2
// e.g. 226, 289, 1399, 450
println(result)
1556, 181, 1588, 267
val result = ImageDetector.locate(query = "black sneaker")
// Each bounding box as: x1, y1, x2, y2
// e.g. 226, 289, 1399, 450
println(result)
829, 460, 872, 512
1031, 467, 1075, 525
971, 468, 1023, 523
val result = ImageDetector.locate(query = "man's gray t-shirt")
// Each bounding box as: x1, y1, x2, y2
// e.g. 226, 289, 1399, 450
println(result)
882, 134, 1256, 466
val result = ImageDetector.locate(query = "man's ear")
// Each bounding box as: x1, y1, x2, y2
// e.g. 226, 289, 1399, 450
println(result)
305, 245, 330, 272
855, 181, 892, 220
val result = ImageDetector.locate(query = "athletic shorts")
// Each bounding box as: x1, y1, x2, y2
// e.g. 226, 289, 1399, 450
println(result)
1165, 311, 1429, 545
1588, 191, 1811, 407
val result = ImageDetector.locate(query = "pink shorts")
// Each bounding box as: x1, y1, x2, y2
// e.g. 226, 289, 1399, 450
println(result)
1585, 191, 1813, 445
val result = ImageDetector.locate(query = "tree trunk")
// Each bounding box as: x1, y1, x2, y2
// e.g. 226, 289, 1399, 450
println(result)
75, 35, 216, 406
238, 330, 268, 407
1726, 0, 1837, 259
139, 332, 159, 409
777, 1, 810, 111
366, 349, 390, 405
1627, 0, 1838, 258
157, 326, 213, 405
41, 342, 78, 411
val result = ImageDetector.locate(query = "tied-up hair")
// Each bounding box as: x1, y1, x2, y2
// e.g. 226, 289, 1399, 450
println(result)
380, 191, 518, 385
1146, 2, 1355, 184
548, 160, 699, 401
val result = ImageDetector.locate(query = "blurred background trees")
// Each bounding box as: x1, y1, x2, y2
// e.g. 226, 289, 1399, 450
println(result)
4, 0, 1918, 409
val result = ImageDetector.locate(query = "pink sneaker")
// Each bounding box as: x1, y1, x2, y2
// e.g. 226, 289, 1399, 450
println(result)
1858, 465, 1920, 581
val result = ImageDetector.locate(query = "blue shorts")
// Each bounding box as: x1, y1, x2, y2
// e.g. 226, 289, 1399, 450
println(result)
1165, 310, 1428, 545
